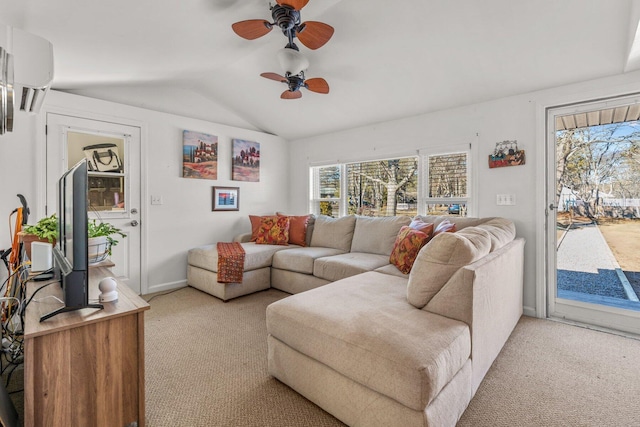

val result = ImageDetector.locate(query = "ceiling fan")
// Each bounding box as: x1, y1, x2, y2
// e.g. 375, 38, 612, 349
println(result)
261, 71, 329, 99
231, 0, 334, 50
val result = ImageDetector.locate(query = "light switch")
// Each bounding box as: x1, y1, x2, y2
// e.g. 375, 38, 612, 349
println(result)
496, 194, 516, 206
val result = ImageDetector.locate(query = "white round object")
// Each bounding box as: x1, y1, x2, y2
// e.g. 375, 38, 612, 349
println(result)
98, 277, 118, 302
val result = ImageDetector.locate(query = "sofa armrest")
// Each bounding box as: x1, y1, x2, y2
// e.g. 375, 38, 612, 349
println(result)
233, 232, 252, 243
424, 237, 525, 393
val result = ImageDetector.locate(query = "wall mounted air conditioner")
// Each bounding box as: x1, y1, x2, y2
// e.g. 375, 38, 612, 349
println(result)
0, 24, 54, 135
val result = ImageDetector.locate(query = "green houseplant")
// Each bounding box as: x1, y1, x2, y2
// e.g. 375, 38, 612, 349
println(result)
21, 214, 58, 259
22, 214, 126, 262
22, 213, 58, 243
87, 219, 126, 257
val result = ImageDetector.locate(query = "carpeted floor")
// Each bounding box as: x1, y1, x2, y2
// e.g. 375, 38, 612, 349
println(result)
146, 287, 640, 427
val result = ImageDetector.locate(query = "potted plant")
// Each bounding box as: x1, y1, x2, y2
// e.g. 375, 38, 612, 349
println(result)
87, 219, 126, 264
21, 214, 58, 259
22, 214, 126, 264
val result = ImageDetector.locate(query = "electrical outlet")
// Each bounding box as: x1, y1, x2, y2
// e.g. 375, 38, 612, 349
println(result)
151, 195, 163, 205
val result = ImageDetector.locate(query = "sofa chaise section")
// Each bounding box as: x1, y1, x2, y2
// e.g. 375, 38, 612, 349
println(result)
187, 242, 292, 301
267, 218, 524, 426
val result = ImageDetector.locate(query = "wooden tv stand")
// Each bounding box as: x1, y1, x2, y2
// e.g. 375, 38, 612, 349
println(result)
23, 267, 150, 427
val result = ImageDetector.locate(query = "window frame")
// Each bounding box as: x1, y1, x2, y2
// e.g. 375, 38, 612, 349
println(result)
419, 143, 475, 217
309, 144, 475, 218
309, 164, 345, 217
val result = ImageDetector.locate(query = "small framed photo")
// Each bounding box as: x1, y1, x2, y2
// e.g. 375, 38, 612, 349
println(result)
212, 187, 239, 211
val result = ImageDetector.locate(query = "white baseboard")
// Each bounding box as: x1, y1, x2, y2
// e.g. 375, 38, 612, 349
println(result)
523, 306, 537, 318
145, 279, 188, 296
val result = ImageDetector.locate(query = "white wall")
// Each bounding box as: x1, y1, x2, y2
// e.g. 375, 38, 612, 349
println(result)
0, 112, 39, 285
288, 70, 640, 316
0, 91, 290, 293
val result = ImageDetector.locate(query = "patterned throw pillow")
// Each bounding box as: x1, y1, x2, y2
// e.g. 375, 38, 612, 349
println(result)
389, 226, 430, 274
277, 213, 311, 246
255, 216, 290, 245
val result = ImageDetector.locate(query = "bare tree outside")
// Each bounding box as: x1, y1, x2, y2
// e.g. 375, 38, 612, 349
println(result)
556, 122, 640, 218
347, 157, 418, 217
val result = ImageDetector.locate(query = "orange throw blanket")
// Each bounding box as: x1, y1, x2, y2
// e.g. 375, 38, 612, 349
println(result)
217, 242, 245, 283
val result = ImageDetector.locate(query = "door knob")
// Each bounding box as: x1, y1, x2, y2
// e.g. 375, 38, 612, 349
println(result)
131, 208, 138, 214
131, 220, 139, 227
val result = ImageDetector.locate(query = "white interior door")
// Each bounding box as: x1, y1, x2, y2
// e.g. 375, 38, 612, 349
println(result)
546, 95, 640, 335
46, 113, 142, 294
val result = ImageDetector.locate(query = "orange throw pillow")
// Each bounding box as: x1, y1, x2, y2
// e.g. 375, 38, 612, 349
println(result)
389, 226, 430, 274
409, 219, 434, 237
249, 215, 269, 242
277, 213, 311, 246
255, 216, 290, 245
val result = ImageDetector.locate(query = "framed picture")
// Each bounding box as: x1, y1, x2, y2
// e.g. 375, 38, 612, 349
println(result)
212, 186, 239, 211
232, 139, 260, 182
183, 130, 218, 179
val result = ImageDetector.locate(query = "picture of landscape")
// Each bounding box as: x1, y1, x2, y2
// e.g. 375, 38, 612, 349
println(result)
183, 130, 218, 180
232, 139, 260, 182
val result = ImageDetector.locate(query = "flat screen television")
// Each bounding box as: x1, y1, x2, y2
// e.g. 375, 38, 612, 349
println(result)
41, 159, 103, 322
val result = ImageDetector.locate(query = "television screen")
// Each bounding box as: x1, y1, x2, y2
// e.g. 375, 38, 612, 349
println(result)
43, 159, 101, 322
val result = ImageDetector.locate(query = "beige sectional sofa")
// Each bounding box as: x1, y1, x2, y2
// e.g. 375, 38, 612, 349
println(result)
187, 214, 413, 299
188, 214, 525, 426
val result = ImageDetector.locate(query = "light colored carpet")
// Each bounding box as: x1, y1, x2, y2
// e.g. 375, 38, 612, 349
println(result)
145, 287, 640, 427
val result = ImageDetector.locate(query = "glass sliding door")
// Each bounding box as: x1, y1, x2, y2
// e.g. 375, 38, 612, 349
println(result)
546, 94, 640, 334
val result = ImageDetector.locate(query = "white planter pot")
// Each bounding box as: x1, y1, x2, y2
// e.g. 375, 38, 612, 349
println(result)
88, 236, 110, 264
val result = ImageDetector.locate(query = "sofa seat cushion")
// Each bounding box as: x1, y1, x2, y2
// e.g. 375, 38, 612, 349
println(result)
266, 272, 471, 411
374, 263, 409, 279
188, 242, 293, 273
313, 252, 390, 282
272, 246, 345, 275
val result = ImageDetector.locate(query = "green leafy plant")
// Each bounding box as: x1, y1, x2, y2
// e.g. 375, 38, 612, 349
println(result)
24, 214, 126, 254
23, 214, 58, 243
88, 219, 126, 253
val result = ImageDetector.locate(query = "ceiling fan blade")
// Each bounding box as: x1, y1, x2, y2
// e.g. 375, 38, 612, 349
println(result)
232, 20, 272, 40
281, 90, 302, 100
261, 72, 287, 82
305, 78, 330, 94
297, 21, 334, 50
277, 0, 309, 10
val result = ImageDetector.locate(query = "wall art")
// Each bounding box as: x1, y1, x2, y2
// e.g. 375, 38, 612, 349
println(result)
232, 138, 260, 182
183, 130, 218, 179
212, 186, 239, 211
488, 140, 525, 168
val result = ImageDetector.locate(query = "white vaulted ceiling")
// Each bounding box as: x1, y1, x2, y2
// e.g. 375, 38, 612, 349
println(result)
1, 0, 640, 140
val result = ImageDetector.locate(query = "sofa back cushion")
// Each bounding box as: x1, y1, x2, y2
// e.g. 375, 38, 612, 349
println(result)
310, 215, 357, 252
350, 216, 411, 255
475, 217, 516, 251
407, 226, 491, 308
414, 215, 487, 231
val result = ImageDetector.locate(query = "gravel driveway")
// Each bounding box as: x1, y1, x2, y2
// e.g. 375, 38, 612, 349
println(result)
556, 223, 628, 299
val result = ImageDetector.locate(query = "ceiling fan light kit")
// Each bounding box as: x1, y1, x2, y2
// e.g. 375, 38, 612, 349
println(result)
276, 47, 309, 75
232, 0, 333, 99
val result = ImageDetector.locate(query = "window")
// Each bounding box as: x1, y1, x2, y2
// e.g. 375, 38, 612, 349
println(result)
423, 150, 470, 217
310, 147, 472, 218
310, 165, 342, 217
346, 157, 418, 217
